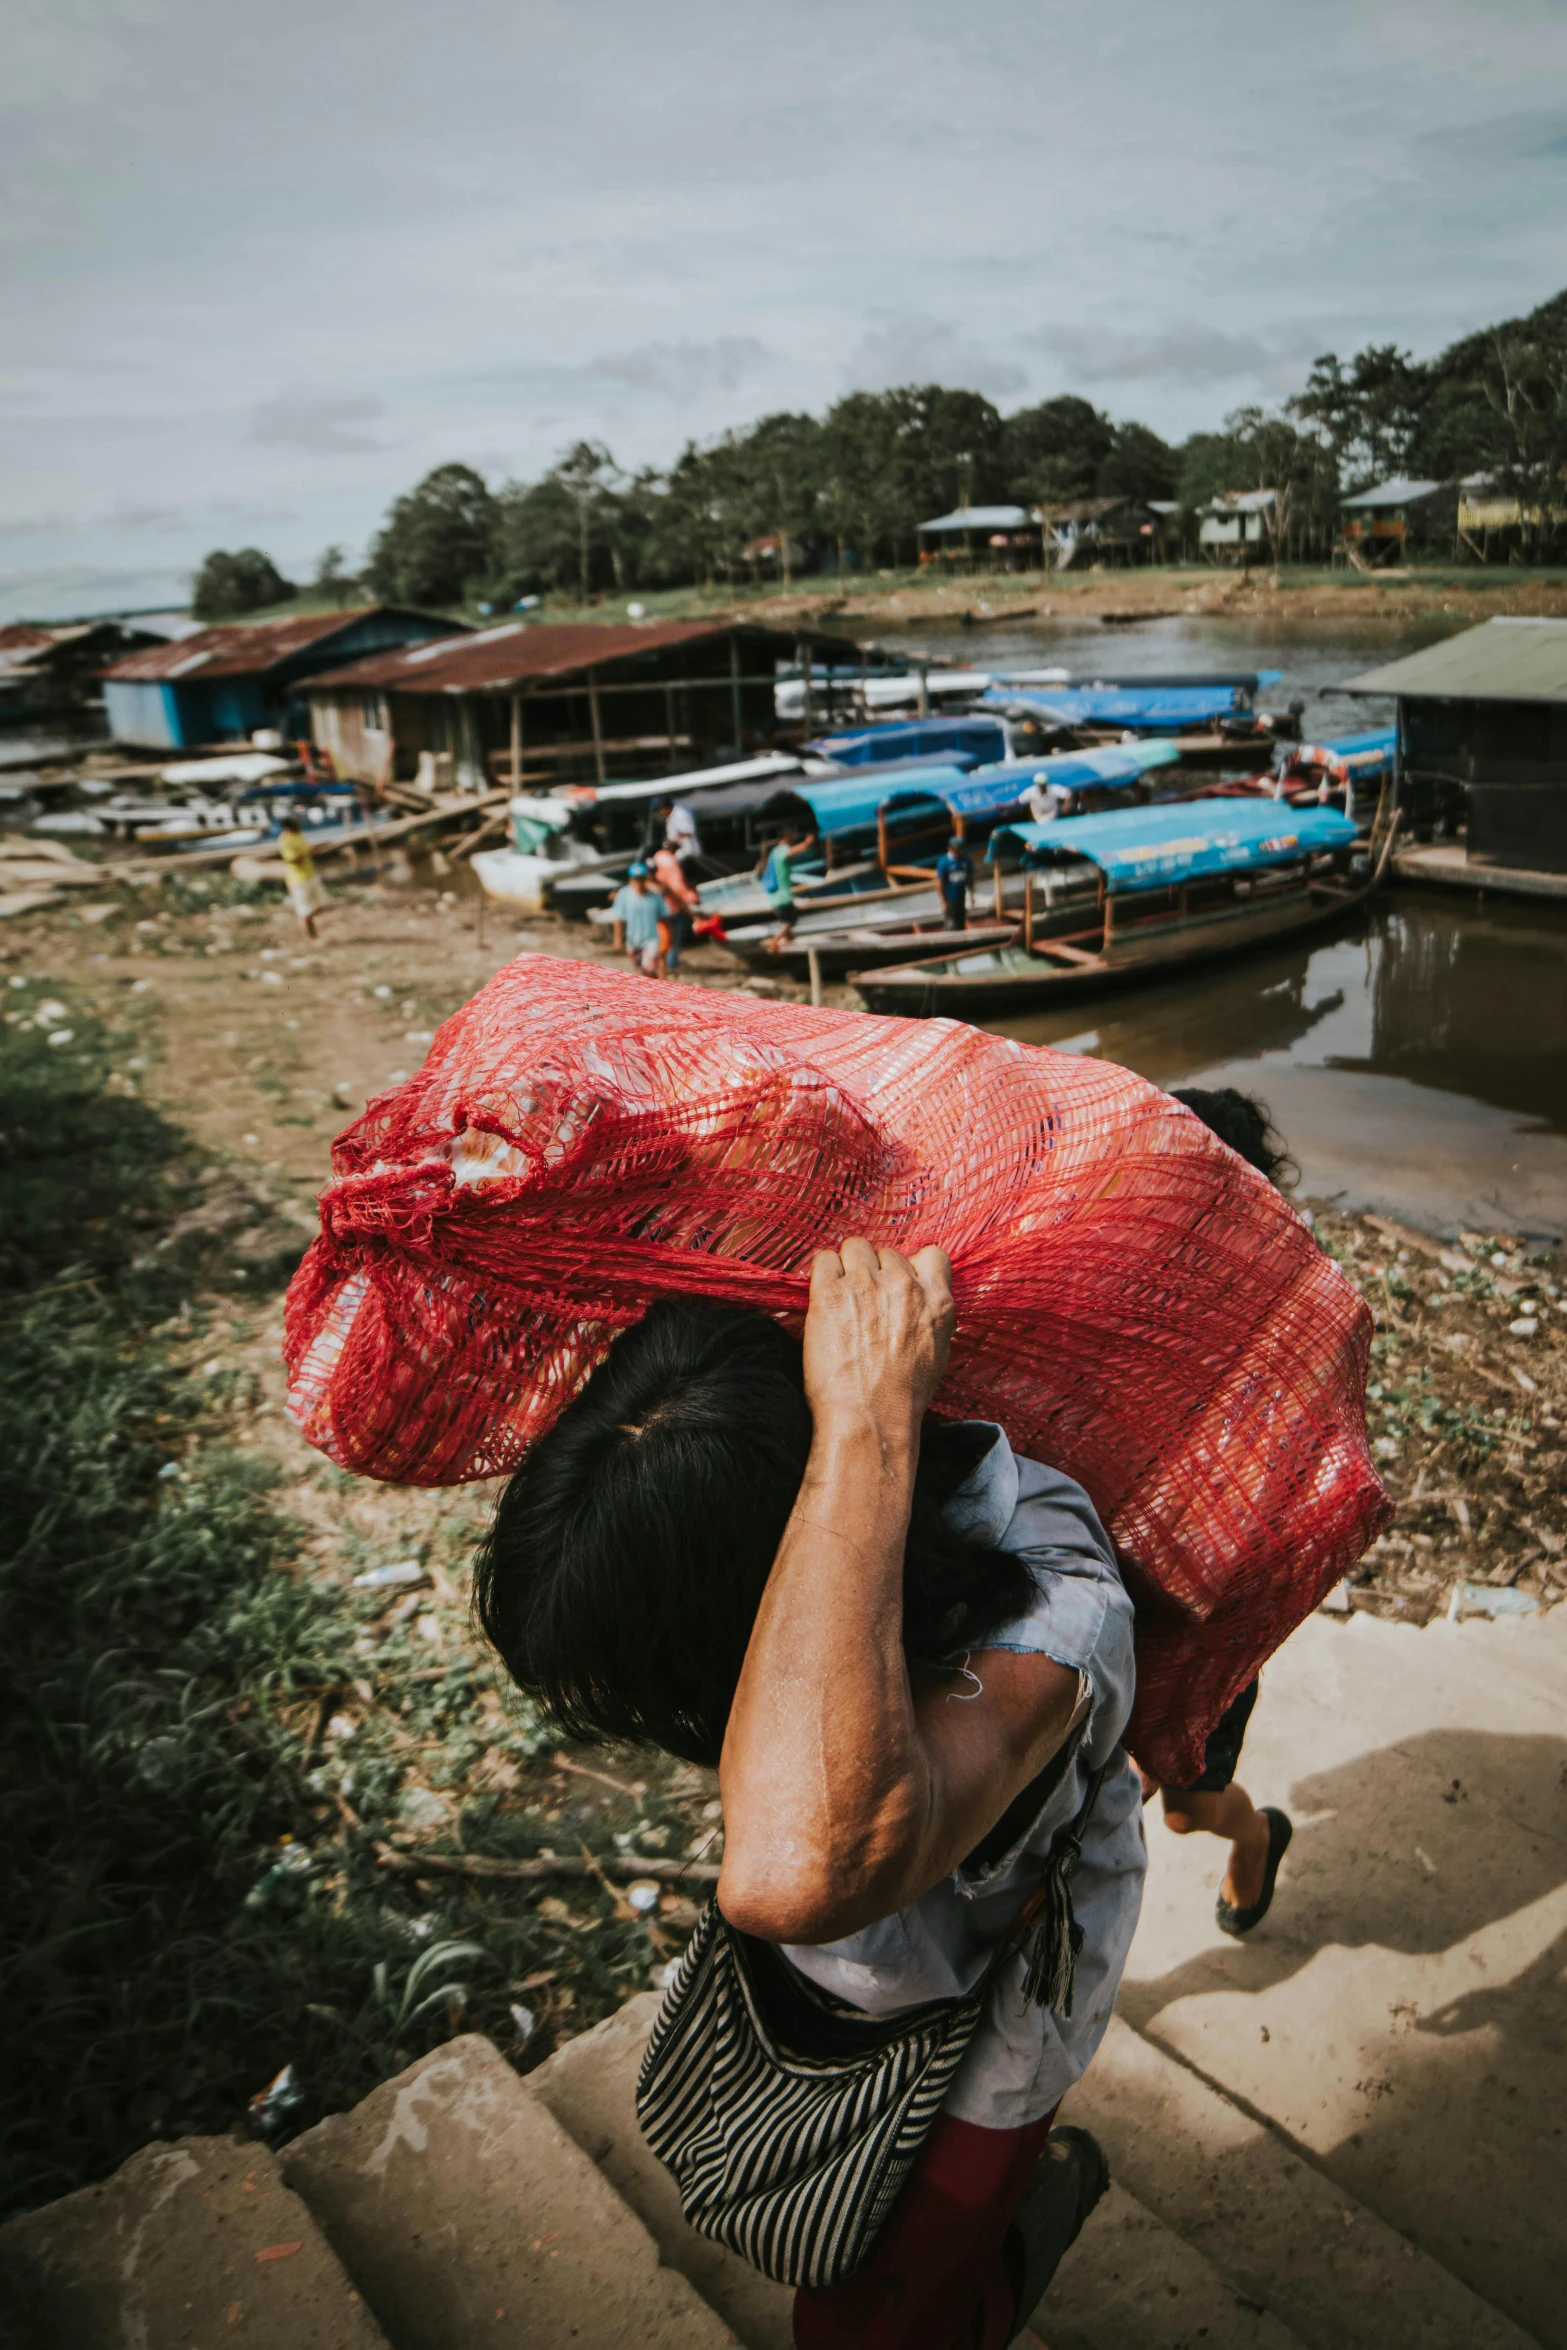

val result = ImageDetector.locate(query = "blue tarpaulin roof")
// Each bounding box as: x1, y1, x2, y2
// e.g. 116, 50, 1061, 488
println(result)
982, 683, 1246, 730
987, 797, 1358, 893
882, 739, 1182, 822
807, 716, 1008, 767
769, 772, 954, 838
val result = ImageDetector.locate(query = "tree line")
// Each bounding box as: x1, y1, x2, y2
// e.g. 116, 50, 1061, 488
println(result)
191, 283, 1567, 618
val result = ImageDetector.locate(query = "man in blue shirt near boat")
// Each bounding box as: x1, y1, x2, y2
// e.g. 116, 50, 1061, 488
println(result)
935, 834, 974, 933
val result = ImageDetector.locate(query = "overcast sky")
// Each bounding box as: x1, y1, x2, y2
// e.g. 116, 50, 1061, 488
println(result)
5, 0, 1567, 619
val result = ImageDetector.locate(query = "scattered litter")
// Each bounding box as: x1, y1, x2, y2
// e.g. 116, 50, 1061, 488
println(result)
1374, 1436, 1399, 1461
1453, 1581, 1539, 1619
651, 1959, 682, 1990
624, 1879, 662, 1914
324, 1712, 357, 1743
247, 2062, 307, 2142
399, 1784, 449, 1831
1508, 1318, 1538, 1339
1320, 1580, 1352, 1613
509, 2001, 537, 2048
1414, 1847, 1439, 1877
45, 1030, 74, 1047
351, 1559, 428, 1590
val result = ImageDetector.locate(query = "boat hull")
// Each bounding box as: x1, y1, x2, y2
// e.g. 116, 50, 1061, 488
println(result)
852, 880, 1366, 1015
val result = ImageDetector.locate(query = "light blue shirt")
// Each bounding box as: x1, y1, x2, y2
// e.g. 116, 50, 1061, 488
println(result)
610, 883, 663, 951
780, 1424, 1146, 2128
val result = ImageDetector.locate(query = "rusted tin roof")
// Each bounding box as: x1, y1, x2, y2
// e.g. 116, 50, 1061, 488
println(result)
306, 617, 847, 696
0, 624, 58, 655
101, 608, 413, 683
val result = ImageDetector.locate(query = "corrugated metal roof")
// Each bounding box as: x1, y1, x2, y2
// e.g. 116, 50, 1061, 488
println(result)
101, 607, 418, 683
987, 798, 1357, 893
0, 624, 57, 655
1341, 617, 1567, 703
917, 506, 1032, 533
308, 617, 836, 695
1341, 478, 1443, 508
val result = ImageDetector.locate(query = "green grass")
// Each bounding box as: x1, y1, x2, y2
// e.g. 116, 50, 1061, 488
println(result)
0, 985, 692, 2217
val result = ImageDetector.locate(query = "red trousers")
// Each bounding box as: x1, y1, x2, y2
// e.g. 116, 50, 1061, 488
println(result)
792, 2108, 1059, 2350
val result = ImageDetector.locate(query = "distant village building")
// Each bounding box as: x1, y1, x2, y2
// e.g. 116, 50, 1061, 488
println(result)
101, 607, 462, 751
917, 506, 1045, 571
0, 619, 167, 725
1039, 497, 1167, 569
1197, 490, 1275, 559
1345, 615, 1567, 872
303, 617, 863, 791
1339, 478, 1456, 566
740, 533, 808, 579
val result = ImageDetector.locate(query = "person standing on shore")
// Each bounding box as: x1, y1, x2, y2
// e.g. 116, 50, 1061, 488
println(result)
935, 833, 974, 933
651, 841, 699, 977
609, 862, 666, 977
277, 809, 326, 942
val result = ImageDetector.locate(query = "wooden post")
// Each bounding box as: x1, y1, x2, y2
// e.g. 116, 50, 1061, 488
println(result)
509, 695, 521, 793
799, 639, 813, 737
993, 856, 1005, 921
588, 671, 606, 785
807, 945, 823, 1007
1024, 872, 1035, 954
917, 663, 929, 719
1103, 889, 1115, 952
877, 806, 890, 877
729, 636, 743, 752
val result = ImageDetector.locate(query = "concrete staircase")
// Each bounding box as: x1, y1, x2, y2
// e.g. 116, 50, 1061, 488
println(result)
4, 1605, 1558, 2349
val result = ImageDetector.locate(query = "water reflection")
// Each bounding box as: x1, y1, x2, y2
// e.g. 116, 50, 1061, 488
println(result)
986, 895, 1567, 1234
989, 898, 1566, 1132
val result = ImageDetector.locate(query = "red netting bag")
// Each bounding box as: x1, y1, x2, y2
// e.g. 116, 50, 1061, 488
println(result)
284, 955, 1389, 1782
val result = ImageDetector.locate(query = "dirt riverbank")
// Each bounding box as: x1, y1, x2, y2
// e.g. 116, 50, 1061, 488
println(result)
3, 870, 1559, 2183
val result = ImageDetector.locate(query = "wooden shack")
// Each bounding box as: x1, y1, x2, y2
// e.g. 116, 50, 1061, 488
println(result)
303, 617, 863, 790
1344, 617, 1567, 869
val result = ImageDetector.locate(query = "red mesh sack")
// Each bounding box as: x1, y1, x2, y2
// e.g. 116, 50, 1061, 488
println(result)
284, 955, 1389, 1782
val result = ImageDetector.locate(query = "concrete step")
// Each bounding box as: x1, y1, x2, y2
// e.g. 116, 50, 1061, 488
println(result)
1064, 2015, 1537, 2350
528, 1992, 794, 2350
280, 2031, 735, 2350
0, 2136, 389, 2350
1123, 1606, 1565, 2349
1032, 2180, 1305, 2350
528, 1996, 1294, 2350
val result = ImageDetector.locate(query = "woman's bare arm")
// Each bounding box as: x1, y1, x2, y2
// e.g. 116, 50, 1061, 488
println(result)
716, 1239, 1081, 1946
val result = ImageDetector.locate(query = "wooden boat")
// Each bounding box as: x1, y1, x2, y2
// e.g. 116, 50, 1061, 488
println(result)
852, 797, 1402, 1016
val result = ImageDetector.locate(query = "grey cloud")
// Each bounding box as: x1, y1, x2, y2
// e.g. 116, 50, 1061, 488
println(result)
1029, 322, 1289, 388
843, 318, 1026, 399
585, 336, 773, 403
248, 390, 387, 455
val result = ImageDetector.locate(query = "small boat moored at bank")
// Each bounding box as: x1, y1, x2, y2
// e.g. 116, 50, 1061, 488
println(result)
852, 796, 1396, 1015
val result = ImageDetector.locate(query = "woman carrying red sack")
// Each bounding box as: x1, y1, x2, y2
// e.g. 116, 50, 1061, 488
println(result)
475, 1239, 1146, 2348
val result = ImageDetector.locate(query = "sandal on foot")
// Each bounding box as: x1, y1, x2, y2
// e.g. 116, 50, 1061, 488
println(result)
1216, 1806, 1293, 1938
1006, 2124, 1109, 2340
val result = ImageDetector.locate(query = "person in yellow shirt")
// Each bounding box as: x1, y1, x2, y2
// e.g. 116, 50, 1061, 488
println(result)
277, 809, 327, 940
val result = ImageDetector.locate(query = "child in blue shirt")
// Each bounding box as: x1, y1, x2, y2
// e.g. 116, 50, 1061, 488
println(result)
610, 864, 666, 976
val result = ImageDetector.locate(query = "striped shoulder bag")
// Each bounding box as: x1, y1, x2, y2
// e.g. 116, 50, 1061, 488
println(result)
634, 1760, 1109, 2291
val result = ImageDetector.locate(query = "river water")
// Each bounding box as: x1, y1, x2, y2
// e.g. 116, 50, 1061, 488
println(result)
876, 616, 1567, 1239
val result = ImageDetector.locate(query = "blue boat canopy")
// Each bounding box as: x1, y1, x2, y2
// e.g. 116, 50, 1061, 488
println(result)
807, 716, 1008, 767
880, 738, 1183, 823
766, 771, 956, 839
987, 797, 1359, 893
982, 683, 1247, 730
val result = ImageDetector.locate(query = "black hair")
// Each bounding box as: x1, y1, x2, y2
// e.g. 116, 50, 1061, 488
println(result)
473, 1298, 1033, 1767
1170, 1086, 1296, 1190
